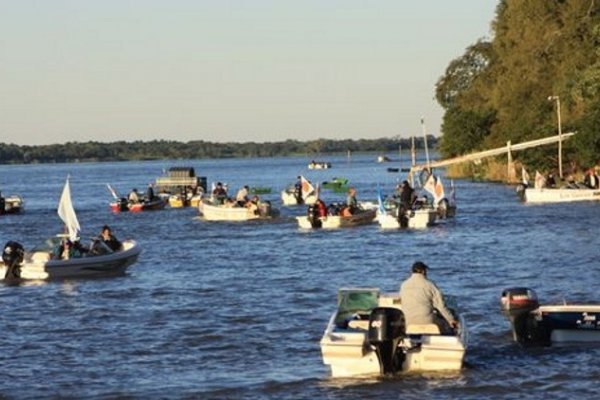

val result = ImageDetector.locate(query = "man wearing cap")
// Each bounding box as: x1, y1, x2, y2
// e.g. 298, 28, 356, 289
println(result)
399, 261, 458, 333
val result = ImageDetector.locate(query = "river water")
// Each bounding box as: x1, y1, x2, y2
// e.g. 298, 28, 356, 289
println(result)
0, 153, 599, 399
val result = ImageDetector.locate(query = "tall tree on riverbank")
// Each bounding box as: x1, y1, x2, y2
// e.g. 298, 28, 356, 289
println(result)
436, 0, 600, 169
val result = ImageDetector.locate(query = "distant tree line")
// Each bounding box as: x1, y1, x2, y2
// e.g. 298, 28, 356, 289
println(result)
436, 0, 600, 171
0, 137, 437, 164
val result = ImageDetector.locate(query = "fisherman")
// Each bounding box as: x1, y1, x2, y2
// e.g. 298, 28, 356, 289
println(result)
399, 180, 415, 210
146, 183, 155, 201
235, 185, 250, 206
0, 191, 5, 215
99, 225, 122, 252
399, 261, 459, 334
346, 187, 358, 214
212, 182, 228, 205
315, 198, 327, 217
294, 176, 303, 204
128, 188, 140, 204
546, 173, 556, 188
584, 168, 599, 189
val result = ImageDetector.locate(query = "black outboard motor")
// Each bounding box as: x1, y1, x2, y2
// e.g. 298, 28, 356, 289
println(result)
118, 197, 129, 211
515, 184, 527, 202
367, 307, 406, 375
2, 241, 25, 280
501, 287, 547, 345
307, 204, 322, 228
396, 205, 409, 228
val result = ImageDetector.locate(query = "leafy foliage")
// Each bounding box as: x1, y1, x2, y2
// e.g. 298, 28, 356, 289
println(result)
436, 0, 600, 170
0, 137, 436, 164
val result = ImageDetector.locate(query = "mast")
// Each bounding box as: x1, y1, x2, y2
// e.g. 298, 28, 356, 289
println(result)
421, 117, 431, 174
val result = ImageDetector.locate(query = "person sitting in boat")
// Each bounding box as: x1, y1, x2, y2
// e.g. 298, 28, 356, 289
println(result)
399, 261, 459, 334
584, 168, 599, 189
315, 198, 327, 218
545, 173, 556, 188
212, 182, 228, 205
99, 225, 122, 252
146, 183, 155, 201
53, 238, 87, 260
128, 188, 140, 204
346, 187, 358, 214
294, 176, 303, 203
246, 195, 260, 214
236, 185, 250, 206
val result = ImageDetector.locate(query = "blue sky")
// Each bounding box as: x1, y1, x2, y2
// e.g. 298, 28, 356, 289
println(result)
1, 1, 498, 145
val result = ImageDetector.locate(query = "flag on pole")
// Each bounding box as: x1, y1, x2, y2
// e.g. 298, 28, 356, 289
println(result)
521, 167, 530, 186
106, 183, 119, 200
434, 177, 445, 204
57, 177, 81, 242
423, 173, 436, 197
376, 186, 386, 215
300, 176, 315, 201
534, 171, 546, 189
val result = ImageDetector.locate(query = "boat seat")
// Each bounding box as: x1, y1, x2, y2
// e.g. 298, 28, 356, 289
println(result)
406, 324, 441, 335
347, 320, 370, 331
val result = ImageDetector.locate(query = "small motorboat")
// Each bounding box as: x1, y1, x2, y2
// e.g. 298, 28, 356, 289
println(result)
1, 238, 141, 281
250, 186, 272, 194
322, 177, 348, 189
377, 155, 391, 163
198, 199, 279, 221
516, 184, 600, 203
501, 287, 600, 345
320, 288, 467, 377
2, 178, 141, 281
281, 176, 317, 206
168, 193, 202, 208
1, 195, 24, 214
296, 206, 376, 229
308, 161, 331, 170
110, 197, 168, 213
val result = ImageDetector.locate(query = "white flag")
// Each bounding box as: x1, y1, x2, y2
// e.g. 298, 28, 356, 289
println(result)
57, 177, 81, 241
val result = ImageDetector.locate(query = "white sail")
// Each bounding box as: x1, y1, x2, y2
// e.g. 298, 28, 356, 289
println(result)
57, 177, 80, 241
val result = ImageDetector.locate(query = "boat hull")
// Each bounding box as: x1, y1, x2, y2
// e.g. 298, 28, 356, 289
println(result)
168, 194, 201, 208
111, 198, 168, 212
0, 240, 141, 281
378, 209, 437, 229
198, 201, 278, 221
2, 196, 24, 214
281, 191, 317, 206
296, 209, 376, 229
521, 188, 600, 203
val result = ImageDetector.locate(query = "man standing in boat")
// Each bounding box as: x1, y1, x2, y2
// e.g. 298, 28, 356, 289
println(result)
346, 187, 358, 214
399, 261, 458, 334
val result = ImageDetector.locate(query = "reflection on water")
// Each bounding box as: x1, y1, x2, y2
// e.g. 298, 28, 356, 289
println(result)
0, 154, 599, 398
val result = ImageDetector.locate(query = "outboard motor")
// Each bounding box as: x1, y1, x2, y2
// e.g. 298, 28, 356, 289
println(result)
396, 205, 409, 228
501, 287, 545, 344
437, 198, 449, 219
307, 204, 322, 228
118, 197, 129, 211
2, 241, 25, 280
367, 307, 406, 375
515, 184, 527, 202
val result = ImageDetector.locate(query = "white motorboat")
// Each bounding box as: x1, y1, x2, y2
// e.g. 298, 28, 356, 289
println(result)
308, 161, 331, 170
1, 178, 141, 281
281, 191, 317, 206
501, 287, 600, 345
1, 238, 141, 281
320, 288, 467, 377
378, 208, 437, 229
281, 176, 317, 206
198, 199, 278, 221
516, 184, 600, 203
296, 207, 376, 229
1, 195, 24, 214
